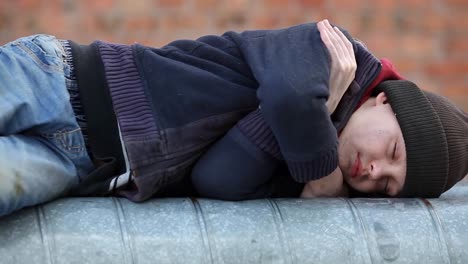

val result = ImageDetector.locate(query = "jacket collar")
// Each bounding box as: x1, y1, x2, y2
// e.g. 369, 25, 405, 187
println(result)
332, 41, 405, 132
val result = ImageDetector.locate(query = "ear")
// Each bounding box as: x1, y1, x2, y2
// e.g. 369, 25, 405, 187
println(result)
375, 92, 388, 106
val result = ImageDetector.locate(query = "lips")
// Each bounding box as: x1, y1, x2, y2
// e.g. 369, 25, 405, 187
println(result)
351, 153, 361, 179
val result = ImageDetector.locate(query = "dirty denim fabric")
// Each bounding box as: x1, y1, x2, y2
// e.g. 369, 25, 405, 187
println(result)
0, 35, 94, 216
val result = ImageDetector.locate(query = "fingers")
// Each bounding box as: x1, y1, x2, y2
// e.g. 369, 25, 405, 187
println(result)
333, 26, 355, 62
318, 21, 338, 59
318, 19, 357, 114
318, 19, 354, 62
318, 20, 345, 59
326, 20, 347, 58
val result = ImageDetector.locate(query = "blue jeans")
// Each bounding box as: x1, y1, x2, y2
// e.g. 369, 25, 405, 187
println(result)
0, 35, 94, 216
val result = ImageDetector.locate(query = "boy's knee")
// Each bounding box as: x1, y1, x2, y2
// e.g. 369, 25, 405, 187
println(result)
0, 153, 28, 195
0, 163, 19, 196
191, 162, 239, 200
191, 159, 273, 201
0, 171, 24, 216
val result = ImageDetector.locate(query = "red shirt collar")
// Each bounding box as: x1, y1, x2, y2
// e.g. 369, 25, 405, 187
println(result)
356, 58, 405, 109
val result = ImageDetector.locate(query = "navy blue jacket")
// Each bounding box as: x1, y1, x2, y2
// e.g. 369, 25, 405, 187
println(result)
69, 22, 382, 201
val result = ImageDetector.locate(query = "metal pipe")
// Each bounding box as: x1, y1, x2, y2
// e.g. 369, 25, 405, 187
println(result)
0, 179, 467, 264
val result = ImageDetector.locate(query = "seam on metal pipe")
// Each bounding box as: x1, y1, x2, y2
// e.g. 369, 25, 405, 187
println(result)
112, 197, 137, 264
35, 206, 54, 264
267, 199, 295, 264
421, 198, 452, 264
345, 199, 374, 264
191, 199, 215, 264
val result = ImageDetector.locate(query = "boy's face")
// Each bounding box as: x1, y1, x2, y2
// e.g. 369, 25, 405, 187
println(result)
338, 92, 407, 196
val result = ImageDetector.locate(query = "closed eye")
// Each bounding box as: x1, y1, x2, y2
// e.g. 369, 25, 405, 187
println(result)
392, 141, 397, 159
382, 177, 390, 195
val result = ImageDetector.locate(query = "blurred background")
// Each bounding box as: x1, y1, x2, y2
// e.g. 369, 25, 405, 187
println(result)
0, 0, 466, 110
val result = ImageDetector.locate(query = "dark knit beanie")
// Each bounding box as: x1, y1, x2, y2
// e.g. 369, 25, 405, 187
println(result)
375, 80, 468, 197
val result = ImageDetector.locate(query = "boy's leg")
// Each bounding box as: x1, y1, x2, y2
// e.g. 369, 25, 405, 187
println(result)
0, 135, 81, 216
0, 35, 94, 216
0, 35, 78, 134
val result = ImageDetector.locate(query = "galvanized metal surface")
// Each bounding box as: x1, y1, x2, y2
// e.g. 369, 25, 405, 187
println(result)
0, 179, 467, 264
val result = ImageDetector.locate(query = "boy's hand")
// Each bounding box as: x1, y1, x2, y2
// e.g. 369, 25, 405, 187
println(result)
318, 19, 357, 114
300, 167, 349, 198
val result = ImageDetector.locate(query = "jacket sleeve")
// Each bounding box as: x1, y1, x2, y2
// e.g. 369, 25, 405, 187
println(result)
191, 123, 278, 201
223, 23, 339, 182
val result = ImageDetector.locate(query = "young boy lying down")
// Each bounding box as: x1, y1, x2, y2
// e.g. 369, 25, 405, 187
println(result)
0, 19, 466, 217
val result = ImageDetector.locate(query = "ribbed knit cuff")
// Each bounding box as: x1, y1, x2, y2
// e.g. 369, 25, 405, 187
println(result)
97, 42, 159, 142
237, 109, 340, 183
236, 109, 283, 159
354, 41, 382, 89
285, 142, 338, 183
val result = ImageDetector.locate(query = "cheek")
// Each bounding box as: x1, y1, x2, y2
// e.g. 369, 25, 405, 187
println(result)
343, 128, 386, 157
345, 177, 377, 194
394, 165, 407, 194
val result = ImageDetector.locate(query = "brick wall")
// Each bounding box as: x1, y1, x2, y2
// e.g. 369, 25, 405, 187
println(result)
0, 0, 467, 110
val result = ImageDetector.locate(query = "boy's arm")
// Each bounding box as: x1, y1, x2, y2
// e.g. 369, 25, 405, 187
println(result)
320, 20, 357, 114
224, 21, 353, 183
300, 167, 349, 197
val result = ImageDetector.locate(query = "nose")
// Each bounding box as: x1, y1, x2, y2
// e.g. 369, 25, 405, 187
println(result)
368, 160, 389, 180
